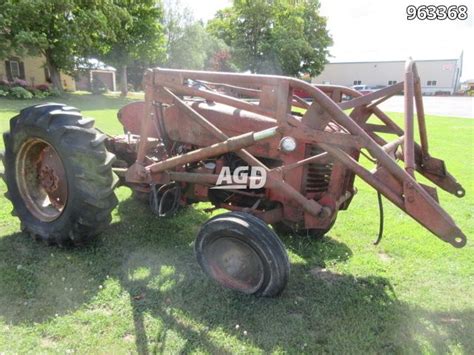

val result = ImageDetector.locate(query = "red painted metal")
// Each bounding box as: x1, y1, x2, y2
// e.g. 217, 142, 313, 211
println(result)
111, 59, 467, 248
118, 101, 150, 136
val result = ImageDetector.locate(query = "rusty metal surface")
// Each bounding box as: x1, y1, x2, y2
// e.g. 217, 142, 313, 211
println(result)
114, 59, 467, 248
15, 138, 67, 222
204, 237, 265, 293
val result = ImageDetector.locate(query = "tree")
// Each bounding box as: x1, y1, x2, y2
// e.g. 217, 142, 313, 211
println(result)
162, 0, 194, 59
162, 0, 234, 71
208, 1, 273, 73
126, 59, 155, 91
207, 0, 332, 77
0, 0, 124, 91
166, 22, 210, 70
166, 22, 232, 71
206, 48, 237, 73
100, 0, 165, 96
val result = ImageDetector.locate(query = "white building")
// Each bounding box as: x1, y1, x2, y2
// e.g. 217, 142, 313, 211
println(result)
312, 53, 463, 95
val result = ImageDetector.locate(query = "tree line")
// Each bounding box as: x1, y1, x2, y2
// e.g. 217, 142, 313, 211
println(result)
0, 0, 331, 96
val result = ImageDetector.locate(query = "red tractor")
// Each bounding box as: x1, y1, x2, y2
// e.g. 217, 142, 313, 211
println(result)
1, 60, 467, 296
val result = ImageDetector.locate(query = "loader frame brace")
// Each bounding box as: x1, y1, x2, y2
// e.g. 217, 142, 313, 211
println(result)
125, 59, 467, 248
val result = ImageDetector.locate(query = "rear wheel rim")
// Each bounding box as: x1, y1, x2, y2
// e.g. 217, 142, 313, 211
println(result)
203, 237, 264, 294
15, 138, 68, 222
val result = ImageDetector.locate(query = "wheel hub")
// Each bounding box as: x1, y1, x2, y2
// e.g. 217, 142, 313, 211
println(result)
204, 237, 264, 294
39, 166, 58, 192
16, 138, 68, 221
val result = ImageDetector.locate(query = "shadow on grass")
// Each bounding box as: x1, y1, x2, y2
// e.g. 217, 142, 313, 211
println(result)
0, 196, 472, 353
0, 94, 138, 113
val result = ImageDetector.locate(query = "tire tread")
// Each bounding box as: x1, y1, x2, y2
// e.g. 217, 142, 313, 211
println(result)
2, 103, 118, 246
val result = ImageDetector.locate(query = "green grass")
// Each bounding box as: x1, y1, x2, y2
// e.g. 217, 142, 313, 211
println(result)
0, 94, 473, 354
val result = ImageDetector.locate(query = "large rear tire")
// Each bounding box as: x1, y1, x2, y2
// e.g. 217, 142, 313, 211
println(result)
195, 212, 290, 297
2, 103, 118, 246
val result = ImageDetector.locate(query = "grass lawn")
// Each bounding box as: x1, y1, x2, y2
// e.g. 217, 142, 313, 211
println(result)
0, 93, 473, 354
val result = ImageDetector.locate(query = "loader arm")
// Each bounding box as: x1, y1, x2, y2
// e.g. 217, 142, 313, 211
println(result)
296, 59, 467, 247
124, 60, 467, 248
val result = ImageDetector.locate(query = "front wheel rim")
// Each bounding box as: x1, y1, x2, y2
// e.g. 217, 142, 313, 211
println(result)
15, 138, 68, 222
203, 237, 265, 294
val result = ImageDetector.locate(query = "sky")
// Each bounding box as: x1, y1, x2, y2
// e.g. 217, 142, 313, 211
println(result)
181, 0, 473, 80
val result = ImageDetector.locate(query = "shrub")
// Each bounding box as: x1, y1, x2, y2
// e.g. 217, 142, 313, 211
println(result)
36, 92, 50, 99
0, 80, 11, 92
35, 84, 50, 92
12, 78, 29, 87
48, 87, 62, 97
9, 86, 33, 99
0, 89, 8, 97
30, 88, 50, 99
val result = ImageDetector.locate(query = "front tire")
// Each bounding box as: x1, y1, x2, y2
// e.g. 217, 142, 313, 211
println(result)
195, 212, 290, 297
2, 103, 118, 246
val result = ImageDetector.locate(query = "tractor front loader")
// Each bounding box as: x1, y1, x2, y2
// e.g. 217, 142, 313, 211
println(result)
2, 59, 468, 296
